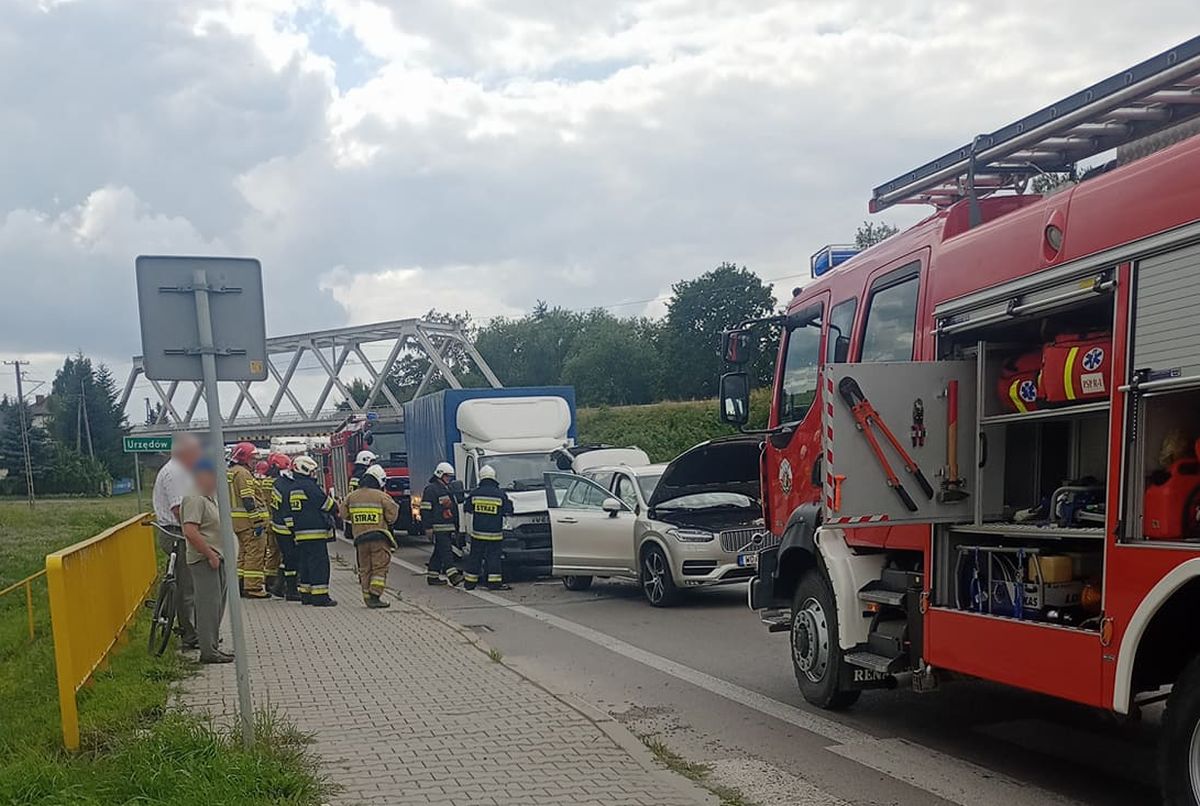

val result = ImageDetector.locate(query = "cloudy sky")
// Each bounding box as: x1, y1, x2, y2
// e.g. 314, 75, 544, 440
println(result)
2, 0, 1197, 413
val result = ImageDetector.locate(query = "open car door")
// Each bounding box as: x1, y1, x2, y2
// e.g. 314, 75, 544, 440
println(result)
823, 361, 976, 525
544, 472, 636, 576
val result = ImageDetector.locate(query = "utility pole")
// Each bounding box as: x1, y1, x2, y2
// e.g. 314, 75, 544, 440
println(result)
80, 378, 94, 459
4, 360, 35, 507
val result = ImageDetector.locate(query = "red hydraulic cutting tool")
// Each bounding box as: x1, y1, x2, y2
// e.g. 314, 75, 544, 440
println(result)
838, 376, 935, 512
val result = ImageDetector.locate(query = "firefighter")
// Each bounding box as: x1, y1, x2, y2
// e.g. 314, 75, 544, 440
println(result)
266, 453, 301, 601
289, 455, 338, 607
341, 464, 400, 608
228, 442, 269, 599
349, 450, 378, 492
422, 462, 463, 586
255, 460, 283, 597
463, 465, 513, 591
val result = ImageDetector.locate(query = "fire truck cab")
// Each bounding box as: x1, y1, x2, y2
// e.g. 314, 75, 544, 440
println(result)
721, 37, 1200, 802
328, 414, 418, 535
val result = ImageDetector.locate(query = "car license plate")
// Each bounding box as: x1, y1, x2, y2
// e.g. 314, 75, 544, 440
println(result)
737, 552, 758, 568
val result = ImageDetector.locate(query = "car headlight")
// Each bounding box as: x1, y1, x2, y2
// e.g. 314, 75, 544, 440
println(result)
667, 527, 714, 543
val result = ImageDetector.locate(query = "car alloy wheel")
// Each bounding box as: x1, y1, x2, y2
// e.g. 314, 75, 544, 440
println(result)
643, 550, 667, 604
792, 596, 831, 684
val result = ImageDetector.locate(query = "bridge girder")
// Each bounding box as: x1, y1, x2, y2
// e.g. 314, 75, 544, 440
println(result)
120, 317, 501, 440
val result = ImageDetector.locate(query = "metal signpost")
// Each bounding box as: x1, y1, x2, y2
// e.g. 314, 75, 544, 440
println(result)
123, 436, 173, 517
134, 256, 267, 746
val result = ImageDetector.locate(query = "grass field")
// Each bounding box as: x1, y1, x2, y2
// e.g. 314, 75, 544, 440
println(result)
0, 497, 326, 805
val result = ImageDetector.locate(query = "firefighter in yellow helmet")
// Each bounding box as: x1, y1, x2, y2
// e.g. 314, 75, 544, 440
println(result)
340, 464, 400, 608
229, 442, 269, 598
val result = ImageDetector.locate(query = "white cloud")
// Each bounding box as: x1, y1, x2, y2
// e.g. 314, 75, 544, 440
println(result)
2, 0, 1198, 414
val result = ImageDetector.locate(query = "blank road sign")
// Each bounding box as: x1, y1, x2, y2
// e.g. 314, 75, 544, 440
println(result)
135, 256, 267, 382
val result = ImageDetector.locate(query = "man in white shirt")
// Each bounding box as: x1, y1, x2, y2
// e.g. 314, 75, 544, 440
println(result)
152, 433, 202, 650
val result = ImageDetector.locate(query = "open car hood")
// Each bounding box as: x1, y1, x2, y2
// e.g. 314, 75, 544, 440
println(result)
648, 436, 762, 509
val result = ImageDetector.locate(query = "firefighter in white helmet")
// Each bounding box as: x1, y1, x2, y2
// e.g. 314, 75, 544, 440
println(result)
289, 455, 338, 606
422, 462, 463, 586
349, 449, 379, 492
463, 464, 513, 590
341, 464, 400, 608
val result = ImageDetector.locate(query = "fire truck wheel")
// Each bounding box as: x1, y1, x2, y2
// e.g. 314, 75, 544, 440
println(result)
1161, 654, 1200, 805
790, 569, 860, 710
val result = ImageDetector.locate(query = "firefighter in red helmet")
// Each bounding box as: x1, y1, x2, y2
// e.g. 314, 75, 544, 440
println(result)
228, 442, 269, 598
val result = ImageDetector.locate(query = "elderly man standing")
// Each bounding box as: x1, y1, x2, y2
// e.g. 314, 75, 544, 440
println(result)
182, 458, 234, 664
151, 433, 201, 651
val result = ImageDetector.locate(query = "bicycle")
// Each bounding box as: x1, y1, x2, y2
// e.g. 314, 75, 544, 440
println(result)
147, 522, 184, 656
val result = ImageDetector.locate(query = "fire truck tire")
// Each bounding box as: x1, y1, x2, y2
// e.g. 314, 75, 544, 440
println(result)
1161, 654, 1200, 805
790, 569, 860, 710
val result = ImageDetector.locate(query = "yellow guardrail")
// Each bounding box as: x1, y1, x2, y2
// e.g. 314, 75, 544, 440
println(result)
0, 568, 46, 642
46, 512, 157, 751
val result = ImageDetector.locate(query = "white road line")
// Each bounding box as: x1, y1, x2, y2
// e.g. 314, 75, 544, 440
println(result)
384, 550, 1079, 806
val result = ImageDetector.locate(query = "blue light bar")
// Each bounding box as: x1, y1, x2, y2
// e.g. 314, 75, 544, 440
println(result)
810, 245, 860, 278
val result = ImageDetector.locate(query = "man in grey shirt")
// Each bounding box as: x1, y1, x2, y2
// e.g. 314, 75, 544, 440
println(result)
152, 433, 201, 650
182, 458, 234, 664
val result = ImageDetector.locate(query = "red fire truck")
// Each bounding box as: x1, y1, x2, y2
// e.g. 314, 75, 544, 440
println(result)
720, 38, 1200, 802
327, 413, 418, 534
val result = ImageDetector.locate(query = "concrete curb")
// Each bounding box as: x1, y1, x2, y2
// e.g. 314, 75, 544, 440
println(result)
331, 537, 718, 804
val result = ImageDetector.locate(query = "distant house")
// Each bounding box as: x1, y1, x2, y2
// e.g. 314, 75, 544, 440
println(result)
29, 395, 52, 430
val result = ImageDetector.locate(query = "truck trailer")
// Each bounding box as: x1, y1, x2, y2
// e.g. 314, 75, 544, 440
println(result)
404, 387, 578, 574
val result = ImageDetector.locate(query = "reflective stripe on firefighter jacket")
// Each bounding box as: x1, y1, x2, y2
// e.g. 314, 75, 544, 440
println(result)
270, 474, 295, 535
465, 479, 512, 541
340, 487, 400, 547
349, 466, 366, 492
420, 477, 459, 534
228, 464, 266, 526
289, 476, 336, 541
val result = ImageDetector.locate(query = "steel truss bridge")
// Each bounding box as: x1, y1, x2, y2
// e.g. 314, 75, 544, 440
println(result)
119, 318, 501, 442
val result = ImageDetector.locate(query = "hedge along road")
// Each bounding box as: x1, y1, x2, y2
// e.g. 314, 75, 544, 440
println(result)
384, 537, 1160, 806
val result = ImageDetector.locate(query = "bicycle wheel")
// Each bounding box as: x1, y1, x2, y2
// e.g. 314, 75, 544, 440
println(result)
147, 580, 176, 656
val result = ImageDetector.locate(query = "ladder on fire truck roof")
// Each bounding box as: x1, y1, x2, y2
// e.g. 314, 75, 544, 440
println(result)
870, 35, 1200, 214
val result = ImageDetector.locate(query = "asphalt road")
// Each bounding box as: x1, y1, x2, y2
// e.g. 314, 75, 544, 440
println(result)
385, 538, 1161, 806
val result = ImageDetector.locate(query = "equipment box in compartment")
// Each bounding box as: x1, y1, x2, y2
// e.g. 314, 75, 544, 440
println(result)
1124, 387, 1200, 543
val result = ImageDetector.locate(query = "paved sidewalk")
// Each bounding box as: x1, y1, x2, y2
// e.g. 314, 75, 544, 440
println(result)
181, 543, 713, 806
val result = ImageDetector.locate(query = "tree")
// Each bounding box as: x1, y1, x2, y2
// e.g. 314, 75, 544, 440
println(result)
854, 221, 899, 249
661, 263, 776, 399
0, 396, 53, 494
561, 312, 663, 406
336, 378, 373, 411
475, 306, 584, 388
46, 353, 130, 476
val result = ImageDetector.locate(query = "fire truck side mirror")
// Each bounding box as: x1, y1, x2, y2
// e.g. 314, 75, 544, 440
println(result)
718, 372, 750, 427
721, 329, 752, 365
364, 433, 374, 446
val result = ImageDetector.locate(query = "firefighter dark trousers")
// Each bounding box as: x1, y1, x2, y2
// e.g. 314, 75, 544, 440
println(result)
275, 532, 299, 593
295, 539, 332, 602
464, 536, 503, 586
427, 529, 458, 580
357, 540, 391, 600
236, 523, 267, 594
